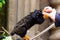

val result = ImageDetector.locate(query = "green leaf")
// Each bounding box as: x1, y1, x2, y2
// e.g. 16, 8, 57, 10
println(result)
0, 2, 2, 8
2, 0, 5, 4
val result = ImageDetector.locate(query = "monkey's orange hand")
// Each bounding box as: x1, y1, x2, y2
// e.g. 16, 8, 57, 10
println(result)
23, 35, 29, 40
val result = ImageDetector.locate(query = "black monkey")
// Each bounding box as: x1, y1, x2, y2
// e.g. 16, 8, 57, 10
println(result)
10, 10, 45, 39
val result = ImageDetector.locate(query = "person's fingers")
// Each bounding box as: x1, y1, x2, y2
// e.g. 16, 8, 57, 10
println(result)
42, 9, 51, 16
47, 9, 56, 21
42, 6, 56, 20
43, 6, 52, 12
51, 9, 56, 14
42, 6, 53, 15
43, 6, 56, 21
48, 9, 56, 16
44, 6, 52, 10
43, 8, 56, 16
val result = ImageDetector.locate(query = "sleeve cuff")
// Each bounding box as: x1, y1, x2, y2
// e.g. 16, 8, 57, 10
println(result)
55, 13, 60, 27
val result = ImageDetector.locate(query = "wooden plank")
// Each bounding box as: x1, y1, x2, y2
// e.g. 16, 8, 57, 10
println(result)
18, 0, 25, 21
7, 0, 17, 32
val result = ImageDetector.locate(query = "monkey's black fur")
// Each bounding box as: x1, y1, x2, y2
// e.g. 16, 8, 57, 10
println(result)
10, 10, 44, 37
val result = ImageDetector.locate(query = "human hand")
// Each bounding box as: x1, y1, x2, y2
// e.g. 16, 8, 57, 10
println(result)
42, 6, 56, 22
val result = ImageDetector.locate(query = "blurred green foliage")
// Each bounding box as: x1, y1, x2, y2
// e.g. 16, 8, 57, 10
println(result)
0, 0, 6, 28
0, 0, 5, 8
0, 32, 13, 40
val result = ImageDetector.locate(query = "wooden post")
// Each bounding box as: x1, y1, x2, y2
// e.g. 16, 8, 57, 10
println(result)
7, 0, 17, 32
18, 0, 25, 22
